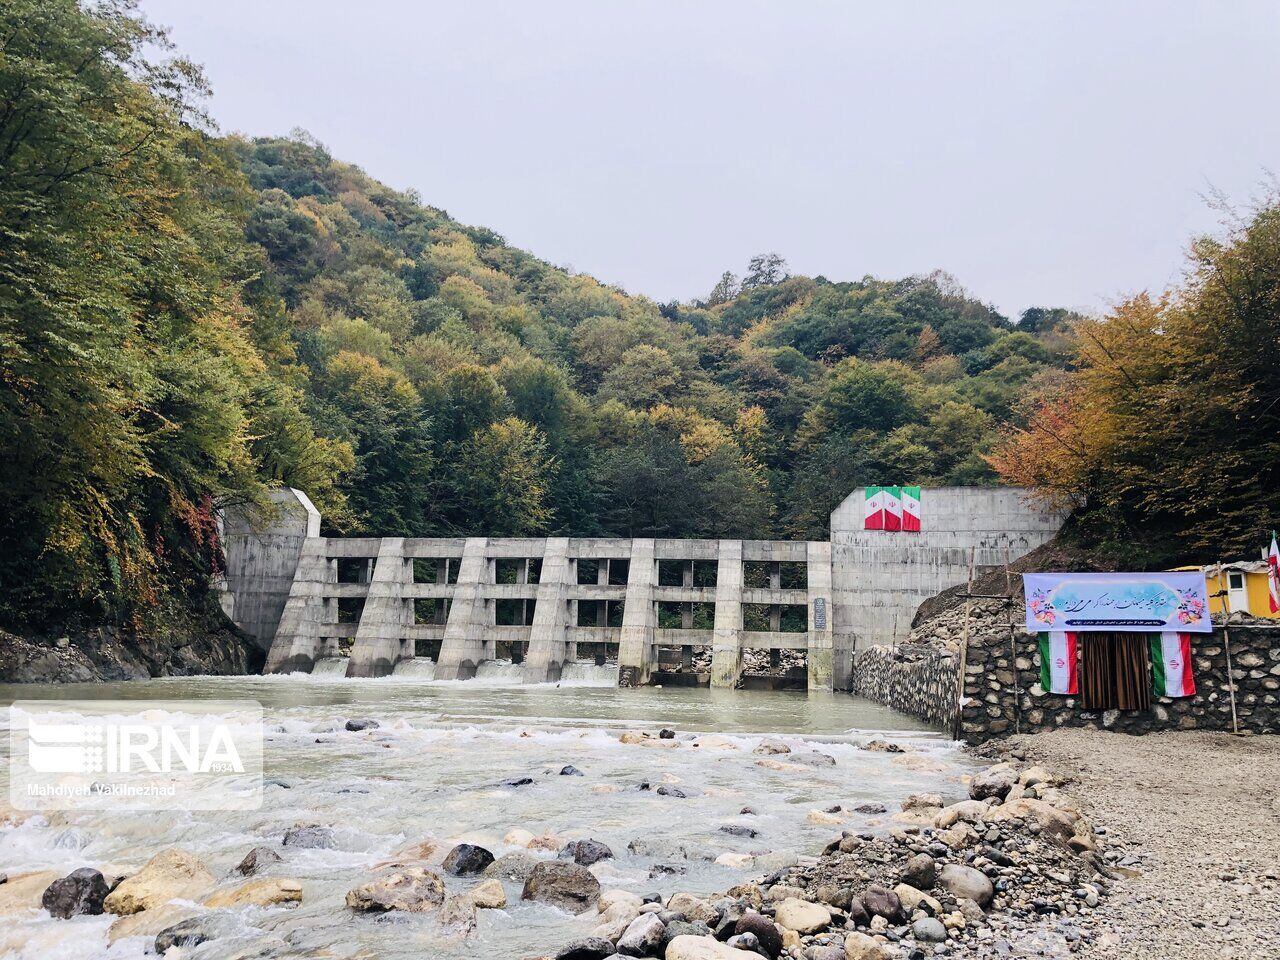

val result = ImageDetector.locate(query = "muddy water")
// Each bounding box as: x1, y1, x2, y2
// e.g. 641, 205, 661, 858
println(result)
0, 673, 969, 959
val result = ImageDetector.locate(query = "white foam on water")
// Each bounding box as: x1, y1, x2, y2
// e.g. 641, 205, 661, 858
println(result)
310, 656, 350, 677
471, 660, 525, 683
391, 658, 437, 679
557, 662, 616, 686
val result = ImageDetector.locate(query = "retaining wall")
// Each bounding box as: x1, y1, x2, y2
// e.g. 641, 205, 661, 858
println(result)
851, 645, 959, 728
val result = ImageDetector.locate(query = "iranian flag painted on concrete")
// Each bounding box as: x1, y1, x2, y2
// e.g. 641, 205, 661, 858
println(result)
901, 486, 921, 532
1037, 631, 1078, 694
1150, 632, 1195, 698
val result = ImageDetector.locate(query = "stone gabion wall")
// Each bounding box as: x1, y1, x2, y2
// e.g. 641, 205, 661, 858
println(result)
960, 621, 1280, 745
850, 644, 960, 728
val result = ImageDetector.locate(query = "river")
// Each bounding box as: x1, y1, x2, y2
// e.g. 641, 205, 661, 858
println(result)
0, 669, 970, 959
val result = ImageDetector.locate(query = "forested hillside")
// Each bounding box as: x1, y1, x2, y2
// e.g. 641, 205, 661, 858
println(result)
0, 0, 1075, 628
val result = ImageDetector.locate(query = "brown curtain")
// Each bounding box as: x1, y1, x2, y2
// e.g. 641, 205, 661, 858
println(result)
1080, 633, 1152, 711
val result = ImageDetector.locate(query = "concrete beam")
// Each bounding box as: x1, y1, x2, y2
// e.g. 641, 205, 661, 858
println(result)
710, 540, 744, 688
435, 537, 491, 680
806, 540, 834, 691
263, 536, 334, 674
617, 538, 656, 686
522, 537, 573, 683
346, 538, 413, 678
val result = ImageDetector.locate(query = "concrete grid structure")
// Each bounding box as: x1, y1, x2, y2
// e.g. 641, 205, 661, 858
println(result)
226, 486, 1064, 690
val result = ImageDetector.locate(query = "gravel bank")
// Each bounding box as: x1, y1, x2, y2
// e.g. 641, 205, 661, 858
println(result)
1005, 728, 1280, 960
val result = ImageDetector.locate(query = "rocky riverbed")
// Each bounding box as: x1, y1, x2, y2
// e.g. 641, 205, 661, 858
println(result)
544, 744, 1112, 960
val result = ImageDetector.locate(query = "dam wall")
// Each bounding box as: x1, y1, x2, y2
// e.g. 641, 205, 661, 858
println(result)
220, 485, 1063, 689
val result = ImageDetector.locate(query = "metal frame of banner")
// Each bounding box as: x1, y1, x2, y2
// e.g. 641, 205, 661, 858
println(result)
1210, 564, 1242, 736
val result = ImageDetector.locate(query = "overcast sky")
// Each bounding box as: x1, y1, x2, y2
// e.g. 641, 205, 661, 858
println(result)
141, 0, 1279, 319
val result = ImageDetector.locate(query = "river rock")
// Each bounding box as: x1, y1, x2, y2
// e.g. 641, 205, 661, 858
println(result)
522, 861, 600, 913
203, 877, 302, 908
853, 802, 888, 814
437, 893, 477, 937
665, 920, 713, 943
556, 937, 617, 960
234, 846, 282, 876
469, 878, 507, 909
443, 842, 495, 875
860, 884, 903, 922
937, 864, 993, 908
617, 911, 666, 955
667, 891, 720, 924
719, 824, 759, 838
103, 848, 214, 915
282, 824, 336, 849
41, 867, 109, 918
900, 853, 936, 889
793, 751, 836, 767
560, 765, 585, 776
985, 797, 1078, 844
935, 799, 990, 828
485, 851, 540, 882
753, 738, 791, 755
344, 718, 380, 731
774, 897, 830, 934
106, 902, 197, 944
154, 916, 220, 953
665, 935, 762, 959
969, 765, 1018, 801
843, 931, 889, 960
561, 838, 613, 866
894, 883, 941, 916
345, 867, 446, 912
912, 916, 948, 942
845, 896, 870, 927
734, 910, 782, 957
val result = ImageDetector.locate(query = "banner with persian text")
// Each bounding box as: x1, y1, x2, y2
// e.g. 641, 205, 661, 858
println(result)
1023, 572, 1212, 633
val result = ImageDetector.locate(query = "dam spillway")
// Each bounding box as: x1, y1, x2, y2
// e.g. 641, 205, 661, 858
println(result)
217, 486, 1066, 690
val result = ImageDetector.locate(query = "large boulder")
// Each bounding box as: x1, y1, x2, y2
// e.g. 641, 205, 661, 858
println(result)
436, 894, 477, 938
734, 911, 783, 957
521, 861, 600, 913
900, 853, 936, 890
469, 878, 507, 909
560, 838, 614, 867
936, 864, 993, 908
485, 851, 541, 882
893, 883, 941, 916
665, 935, 765, 959
968, 764, 1019, 801
442, 842, 495, 876
616, 912, 666, 956
0, 871, 61, 916
773, 897, 830, 934
154, 916, 222, 953
556, 938, 617, 960
843, 932, 889, 960
934, 800, 990, 828
912, 917, 948, 943
282, 824, 336, 849
106, 902, 196, 945
860, 884, 904, 923
667, 891, 720, 924
985, 797, 1080, 846
42, 868, 109, 918
345, 867, 446, 912
103, 848, 214, 915
203, 877, 302, 908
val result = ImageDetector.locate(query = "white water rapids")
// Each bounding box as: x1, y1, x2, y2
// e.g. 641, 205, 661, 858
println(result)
0, 672, 972, 959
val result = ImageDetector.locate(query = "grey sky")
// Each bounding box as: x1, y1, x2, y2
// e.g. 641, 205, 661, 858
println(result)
141, 0, 1279, 319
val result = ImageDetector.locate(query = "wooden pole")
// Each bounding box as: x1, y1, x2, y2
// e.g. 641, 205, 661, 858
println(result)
1004, 543, 1022, 735
1214, 565, 1242, 736
952, 546, 976, 741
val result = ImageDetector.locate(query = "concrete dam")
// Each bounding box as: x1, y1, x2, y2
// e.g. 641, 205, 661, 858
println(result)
217, 487, 1064, 690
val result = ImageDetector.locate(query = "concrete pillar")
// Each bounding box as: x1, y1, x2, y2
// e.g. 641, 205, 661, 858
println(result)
806, 540, 834, 691
710, 540, 744, 688
346, 538, 412, 678
523, 538, 573, 683
217, 488, 321, 651
263, 536, 334, 674
617, 539, 656, 687
435, 537, 491, 680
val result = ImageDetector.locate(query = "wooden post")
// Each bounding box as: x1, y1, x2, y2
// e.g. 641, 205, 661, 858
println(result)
1214, 565, 1242, 736
1003, 544, 1022, 736
952, 546, 976, 741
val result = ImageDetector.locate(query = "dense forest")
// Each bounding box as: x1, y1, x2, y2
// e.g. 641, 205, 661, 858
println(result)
3, 1, 1274, 632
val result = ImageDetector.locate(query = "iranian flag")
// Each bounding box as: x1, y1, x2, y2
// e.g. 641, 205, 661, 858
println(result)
901, 486, 922, 532
1037, 632, 1078, 694
864, 487, 890, 529
1269, 531, 1279, 614
1150, 632, 1195, 698
883, 486, 902, 531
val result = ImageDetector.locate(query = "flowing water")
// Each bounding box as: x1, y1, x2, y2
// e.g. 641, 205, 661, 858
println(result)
0, 671, 969, 960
